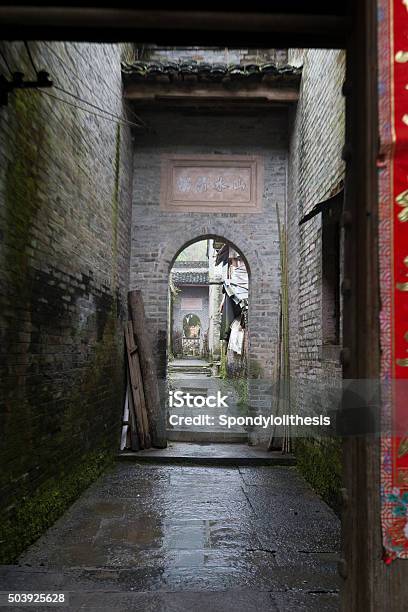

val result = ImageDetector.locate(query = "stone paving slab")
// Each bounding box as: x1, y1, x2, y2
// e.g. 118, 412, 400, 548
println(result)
1, 461, 340, 610
170, 359, 209, 367
119, 442, 296, 466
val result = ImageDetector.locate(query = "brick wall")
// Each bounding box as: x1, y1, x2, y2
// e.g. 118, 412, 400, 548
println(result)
287, 49, 345, 508
130, 109, 287, 439
0, 41, 133, 561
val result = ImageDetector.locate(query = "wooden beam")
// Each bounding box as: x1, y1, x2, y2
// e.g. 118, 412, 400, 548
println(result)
125, 322, 149, 449
124, 83, 298, 104
338, 0, 407, 610
128, 290, 167, 449
0, 8, 349, 34
0, 7, 349, 47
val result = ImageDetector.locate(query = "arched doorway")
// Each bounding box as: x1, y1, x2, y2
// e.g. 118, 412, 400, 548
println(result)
167, 237, 250, 443
182, 313, 201, 356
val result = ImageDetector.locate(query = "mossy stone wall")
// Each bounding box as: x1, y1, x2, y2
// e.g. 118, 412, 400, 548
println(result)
0, 42, 133, 562
287, 50, 345, 511
295, 437, 342, 513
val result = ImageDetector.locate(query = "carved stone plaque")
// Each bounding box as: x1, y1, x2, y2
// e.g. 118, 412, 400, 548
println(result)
160, 154, 263, 213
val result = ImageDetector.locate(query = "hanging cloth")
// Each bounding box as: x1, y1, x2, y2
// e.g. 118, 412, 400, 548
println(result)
228, 318, 245, 355
215, 243, 229, 266
220, 293, 240, 340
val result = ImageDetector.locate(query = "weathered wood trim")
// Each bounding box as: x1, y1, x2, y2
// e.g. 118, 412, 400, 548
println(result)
0, 8, 350, 47
124, 83, 299, 104
339, 0, 408, 610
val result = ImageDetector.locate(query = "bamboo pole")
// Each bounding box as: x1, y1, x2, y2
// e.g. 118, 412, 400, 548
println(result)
280, 211, 291, 453
268, 292, 282, 450
268, 204, 291, 453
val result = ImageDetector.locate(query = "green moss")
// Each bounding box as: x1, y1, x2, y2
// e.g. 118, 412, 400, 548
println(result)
0, 450, 114, 564
221, 377, 248, 414
1, 92, 124, 564
219, 345, 227, 379
0, 93, 125, 566
112, 124, 121, 260
294, 437, 342, 513
58, 305, 122, 442
4, 90, 47, 294
0, 305, 124, 564
249, 359, 263, 379
235, 378, 249, 413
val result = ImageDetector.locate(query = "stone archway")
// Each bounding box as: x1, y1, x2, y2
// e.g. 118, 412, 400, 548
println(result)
129, 112, 286, 440
168, 235, 250, 362
167, 232, 252, 367
162, 227, 272, 378
130, 221, 280, 385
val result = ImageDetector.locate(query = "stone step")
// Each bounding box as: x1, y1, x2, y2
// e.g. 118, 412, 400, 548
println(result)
168, 369, 212, 376
118, 442, 296, 466
167, 429, 248, 443
168, 365, 212, 374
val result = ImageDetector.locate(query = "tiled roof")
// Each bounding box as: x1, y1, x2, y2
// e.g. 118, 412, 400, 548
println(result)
172, 270, 209, 285
173, 260, 208, 269
122, 61, 301, 85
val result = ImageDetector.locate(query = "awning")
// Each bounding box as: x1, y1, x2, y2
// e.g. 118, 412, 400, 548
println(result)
299, 188, 344, 225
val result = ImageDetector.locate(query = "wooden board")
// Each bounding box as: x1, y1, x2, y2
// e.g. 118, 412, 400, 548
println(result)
125, 322, 151, 449
128, 290, 166, 448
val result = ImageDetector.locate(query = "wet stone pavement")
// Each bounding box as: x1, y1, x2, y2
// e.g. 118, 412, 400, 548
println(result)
1, 463, 340, 611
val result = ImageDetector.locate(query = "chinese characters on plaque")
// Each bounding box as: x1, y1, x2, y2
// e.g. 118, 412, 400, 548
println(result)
176, 174, 248, 194
160, 155, 263, 213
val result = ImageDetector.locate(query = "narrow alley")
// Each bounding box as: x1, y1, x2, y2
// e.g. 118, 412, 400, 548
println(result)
1, 3, 395, 609
1, 462, 340, 611
0, 38, 345, 611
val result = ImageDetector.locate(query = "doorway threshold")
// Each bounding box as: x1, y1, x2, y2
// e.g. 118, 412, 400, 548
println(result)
167, 430, 248, 443
118, 442, 296, 466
